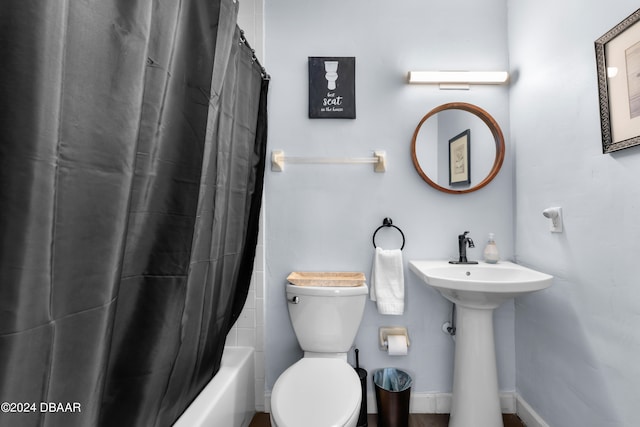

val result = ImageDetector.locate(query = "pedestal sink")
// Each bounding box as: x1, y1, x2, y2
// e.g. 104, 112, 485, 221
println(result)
409, 260, 552, 427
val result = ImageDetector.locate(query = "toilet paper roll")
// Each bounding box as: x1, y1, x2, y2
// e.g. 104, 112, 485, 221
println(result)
387, 334, 408, 356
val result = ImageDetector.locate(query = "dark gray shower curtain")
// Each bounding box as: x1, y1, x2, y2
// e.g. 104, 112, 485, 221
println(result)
0, 1, 268, 426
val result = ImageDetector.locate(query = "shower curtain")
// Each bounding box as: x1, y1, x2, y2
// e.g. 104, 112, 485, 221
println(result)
0, 0, 268, 426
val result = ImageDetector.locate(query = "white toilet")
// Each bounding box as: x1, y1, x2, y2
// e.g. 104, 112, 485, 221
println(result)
270, 282, 368, 427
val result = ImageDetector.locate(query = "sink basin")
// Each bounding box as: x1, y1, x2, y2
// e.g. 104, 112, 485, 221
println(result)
410, 260, 553, 427
409, 260, 552, 309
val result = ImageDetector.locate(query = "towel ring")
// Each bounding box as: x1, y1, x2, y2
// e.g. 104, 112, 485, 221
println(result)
372, 218, 406, 250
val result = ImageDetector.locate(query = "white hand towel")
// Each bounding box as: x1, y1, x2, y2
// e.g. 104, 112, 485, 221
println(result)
370, 247, 404, 315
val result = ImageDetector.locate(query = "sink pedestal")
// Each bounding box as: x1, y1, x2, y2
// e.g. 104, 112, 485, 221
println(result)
408, 260, 553, 427
450, 305, 502, 427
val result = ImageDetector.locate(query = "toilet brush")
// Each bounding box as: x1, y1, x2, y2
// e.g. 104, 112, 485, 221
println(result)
354, 348, 368, 427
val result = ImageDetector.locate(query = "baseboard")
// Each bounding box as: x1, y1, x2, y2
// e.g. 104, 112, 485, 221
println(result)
263, 391, 517, 415
515, 394, 550, 427
365, 391, 517, 414
264, 389, 549, 426
264, 391, 271, 413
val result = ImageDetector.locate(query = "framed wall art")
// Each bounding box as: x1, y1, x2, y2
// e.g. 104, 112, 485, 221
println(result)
449, 129, 471, 186
308, 57, 356, 119
595, 8, 640, 153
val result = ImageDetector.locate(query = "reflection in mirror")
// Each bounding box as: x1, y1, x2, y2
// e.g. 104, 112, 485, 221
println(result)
411, 103, 505, 194
414, 110, 495, 188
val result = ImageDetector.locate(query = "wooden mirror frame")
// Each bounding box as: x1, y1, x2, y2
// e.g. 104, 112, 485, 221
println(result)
411, 102, 505, 194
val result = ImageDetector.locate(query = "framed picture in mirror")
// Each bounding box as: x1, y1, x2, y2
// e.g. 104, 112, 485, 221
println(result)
595, 8, 640, 153
449, 129, 471, 186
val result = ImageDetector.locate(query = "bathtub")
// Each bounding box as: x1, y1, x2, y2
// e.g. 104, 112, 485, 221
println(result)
173, 346, 255, 427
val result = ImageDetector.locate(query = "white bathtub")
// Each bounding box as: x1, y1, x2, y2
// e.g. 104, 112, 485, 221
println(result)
173, 346, 255, 427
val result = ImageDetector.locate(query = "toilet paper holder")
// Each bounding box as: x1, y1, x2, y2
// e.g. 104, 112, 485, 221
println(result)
379, 327, 410, 351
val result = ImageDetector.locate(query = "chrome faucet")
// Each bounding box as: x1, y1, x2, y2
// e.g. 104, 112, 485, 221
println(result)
449, 231, 479, 264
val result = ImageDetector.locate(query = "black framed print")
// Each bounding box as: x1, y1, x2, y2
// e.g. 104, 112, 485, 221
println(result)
449, 129, 471, 186
308, 57, 356, 119
595, 8, 640, 153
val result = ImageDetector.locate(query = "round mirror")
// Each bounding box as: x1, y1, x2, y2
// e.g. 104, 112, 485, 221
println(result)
411, 102, 505, 194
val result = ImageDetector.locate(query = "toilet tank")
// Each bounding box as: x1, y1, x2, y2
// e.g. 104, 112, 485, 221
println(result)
286, 284, 368, 353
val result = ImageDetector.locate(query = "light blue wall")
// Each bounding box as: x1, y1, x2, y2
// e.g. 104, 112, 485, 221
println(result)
263, 0, 513, 396
259, 0, 640, 423
509, 1, 640, 425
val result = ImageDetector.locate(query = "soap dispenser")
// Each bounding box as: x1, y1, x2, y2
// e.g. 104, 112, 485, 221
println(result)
483, 233, 499, 263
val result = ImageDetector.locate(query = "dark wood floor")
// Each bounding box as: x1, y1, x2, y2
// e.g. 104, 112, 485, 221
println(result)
249, 412, 525, 427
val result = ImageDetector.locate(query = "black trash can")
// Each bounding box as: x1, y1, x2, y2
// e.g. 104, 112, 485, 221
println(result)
373, 368, 412, 427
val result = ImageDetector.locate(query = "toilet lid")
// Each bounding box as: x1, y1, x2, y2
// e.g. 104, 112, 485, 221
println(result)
271, 358, 361, 427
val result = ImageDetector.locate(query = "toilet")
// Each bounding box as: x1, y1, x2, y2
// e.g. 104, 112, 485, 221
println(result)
270, 282, 368, 427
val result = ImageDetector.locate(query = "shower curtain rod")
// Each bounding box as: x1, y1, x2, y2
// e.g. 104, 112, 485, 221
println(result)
239, 29, 270, 80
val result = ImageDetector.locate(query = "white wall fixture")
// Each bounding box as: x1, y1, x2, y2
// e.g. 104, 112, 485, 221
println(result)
542, 207, 563, 233
407, 71, 509, 90
271, 150, 386, 172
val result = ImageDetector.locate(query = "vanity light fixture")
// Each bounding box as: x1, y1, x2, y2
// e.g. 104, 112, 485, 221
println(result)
407, 71, 509, 90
